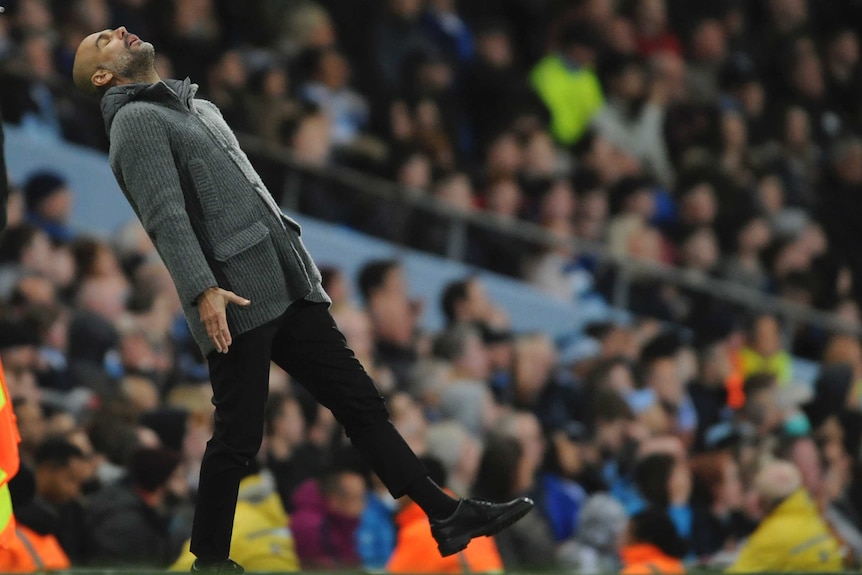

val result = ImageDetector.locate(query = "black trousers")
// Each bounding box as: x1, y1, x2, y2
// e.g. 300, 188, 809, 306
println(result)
189, 300, 427, 561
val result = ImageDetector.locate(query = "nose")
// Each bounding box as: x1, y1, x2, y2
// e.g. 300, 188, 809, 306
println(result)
116, 26, 127, 38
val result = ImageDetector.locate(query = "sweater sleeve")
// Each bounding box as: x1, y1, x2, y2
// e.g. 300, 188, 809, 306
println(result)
110, 107, 217, 307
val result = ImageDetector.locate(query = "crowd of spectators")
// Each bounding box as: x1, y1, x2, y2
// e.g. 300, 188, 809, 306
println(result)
5, 0, 862, 360
4, 0, 862, 573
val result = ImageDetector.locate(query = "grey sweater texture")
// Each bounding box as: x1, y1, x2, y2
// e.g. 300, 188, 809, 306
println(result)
102, 77, 329, 357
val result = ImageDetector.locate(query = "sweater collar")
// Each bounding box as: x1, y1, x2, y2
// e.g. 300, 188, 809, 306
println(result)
101, 77, 199, 136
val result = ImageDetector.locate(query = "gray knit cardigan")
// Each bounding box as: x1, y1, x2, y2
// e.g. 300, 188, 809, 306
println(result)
102, 78, 329, 357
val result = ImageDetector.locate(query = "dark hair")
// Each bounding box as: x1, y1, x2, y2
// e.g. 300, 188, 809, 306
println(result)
356, 259, 400, 303
319, 266, 341, 294
690, 451, 732, 507
629, 507, 688, 559
129, 447, 181, 492
264, 392, 295, 437
71, 237, 104, 278
592, 389, 634, 423
441, 278, 471, 324
278, 100, 323, 144
318, 446, 367, 496
635, 453, 675, 507
473, 434, 521, 502
432, 323, 478, 362
558, 21, 602, 51
743, 372, 776, 398
35, 436, 84, 469
0, 224, 42, 264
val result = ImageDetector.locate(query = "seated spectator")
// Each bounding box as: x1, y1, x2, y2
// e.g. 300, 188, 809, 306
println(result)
620, 506, 687, 574
633, 0, 681, 57
11, 435, 90, 562
85, 447, 182, 566
356, 473, 398, 571
634, 451, 693, 543
558, 493, 628, 573
538, 421, 590, 543
440, 276, 509, 330
290, 460, 367, 569
386, 457, 502, 574
432, 323, 490, 386
0, 224, 56, 299
593, 54, 673, 186
23, 172, 74, 243
739, 313, 793, 386
530, 22, 605, 145
727, 460, 843, 572
170, 470, 299, 572
298, 47, 369, 147
689, 450, 752, 563
472, 434, 557, 570
424, 421, 481, 497
357, 260, 419, 386
261, 392, 316, 509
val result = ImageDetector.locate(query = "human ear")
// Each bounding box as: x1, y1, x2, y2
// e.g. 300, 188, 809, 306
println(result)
92, 69, 115, 89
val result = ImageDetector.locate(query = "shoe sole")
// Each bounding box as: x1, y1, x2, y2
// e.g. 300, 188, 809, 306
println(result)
437, 498, 535, 557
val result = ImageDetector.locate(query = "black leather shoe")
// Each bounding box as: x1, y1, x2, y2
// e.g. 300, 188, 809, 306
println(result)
191, 558, 245, 573
430, 497, 534, 557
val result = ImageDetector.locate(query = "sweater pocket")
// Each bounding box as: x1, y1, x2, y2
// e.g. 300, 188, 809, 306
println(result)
188, 158, 222, 219
213, 221, 287, 301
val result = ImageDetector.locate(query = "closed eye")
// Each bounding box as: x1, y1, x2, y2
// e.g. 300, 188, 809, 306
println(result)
95, 33, 109, 49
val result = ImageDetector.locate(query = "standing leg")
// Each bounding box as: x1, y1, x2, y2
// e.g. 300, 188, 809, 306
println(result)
269, 301, 427, 497
190, 318, 279, 562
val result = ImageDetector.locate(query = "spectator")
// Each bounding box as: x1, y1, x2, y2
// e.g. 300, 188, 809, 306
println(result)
619, 506, 687, 574
424, 421, 481, 498
727, 460, 843, 573
472, 434, 557, 570
739, 313, 793, 386
374, 0, 435, 92
634, 451, 693, 543
440, 276, 507, 329
357, 260, 419, 385
558, 493, 628, 573
22, 171, 74, 242
530, 21, 604, 145
462, 21, 536, 151
12, 436, 90, 562
688, 450, 751, 562
85, 447, 182, 566
633, 0, 681, 57
593, 54, 673, 186
684, 18, 728, 104
290, 461, 367, 569
298, 47, 369, 147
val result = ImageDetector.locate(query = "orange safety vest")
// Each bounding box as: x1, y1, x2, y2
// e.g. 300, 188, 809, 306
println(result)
0, 356, 20, 549
0, 524, 70, 572
620, 544, 686, 574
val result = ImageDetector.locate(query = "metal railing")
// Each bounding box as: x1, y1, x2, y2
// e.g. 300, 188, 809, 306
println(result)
244, 134, 862, 341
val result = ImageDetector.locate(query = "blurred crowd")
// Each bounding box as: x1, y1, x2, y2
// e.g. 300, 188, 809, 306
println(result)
4, 0, 862, 573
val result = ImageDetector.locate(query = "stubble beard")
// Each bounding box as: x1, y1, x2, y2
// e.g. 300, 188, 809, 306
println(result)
111, 41, 156, 82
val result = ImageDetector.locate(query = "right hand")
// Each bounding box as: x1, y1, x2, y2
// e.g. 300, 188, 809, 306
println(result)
198, 287, 250, 354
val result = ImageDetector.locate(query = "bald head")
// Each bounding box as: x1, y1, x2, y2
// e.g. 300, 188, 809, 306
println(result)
755, 460, 802, 508
73, 27, 158, 96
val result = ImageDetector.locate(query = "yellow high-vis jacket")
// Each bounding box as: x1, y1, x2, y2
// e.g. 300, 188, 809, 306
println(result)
726, 489, 843, 573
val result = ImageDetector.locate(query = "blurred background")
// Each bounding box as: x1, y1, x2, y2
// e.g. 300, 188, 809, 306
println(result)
3, 0, 862, 572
